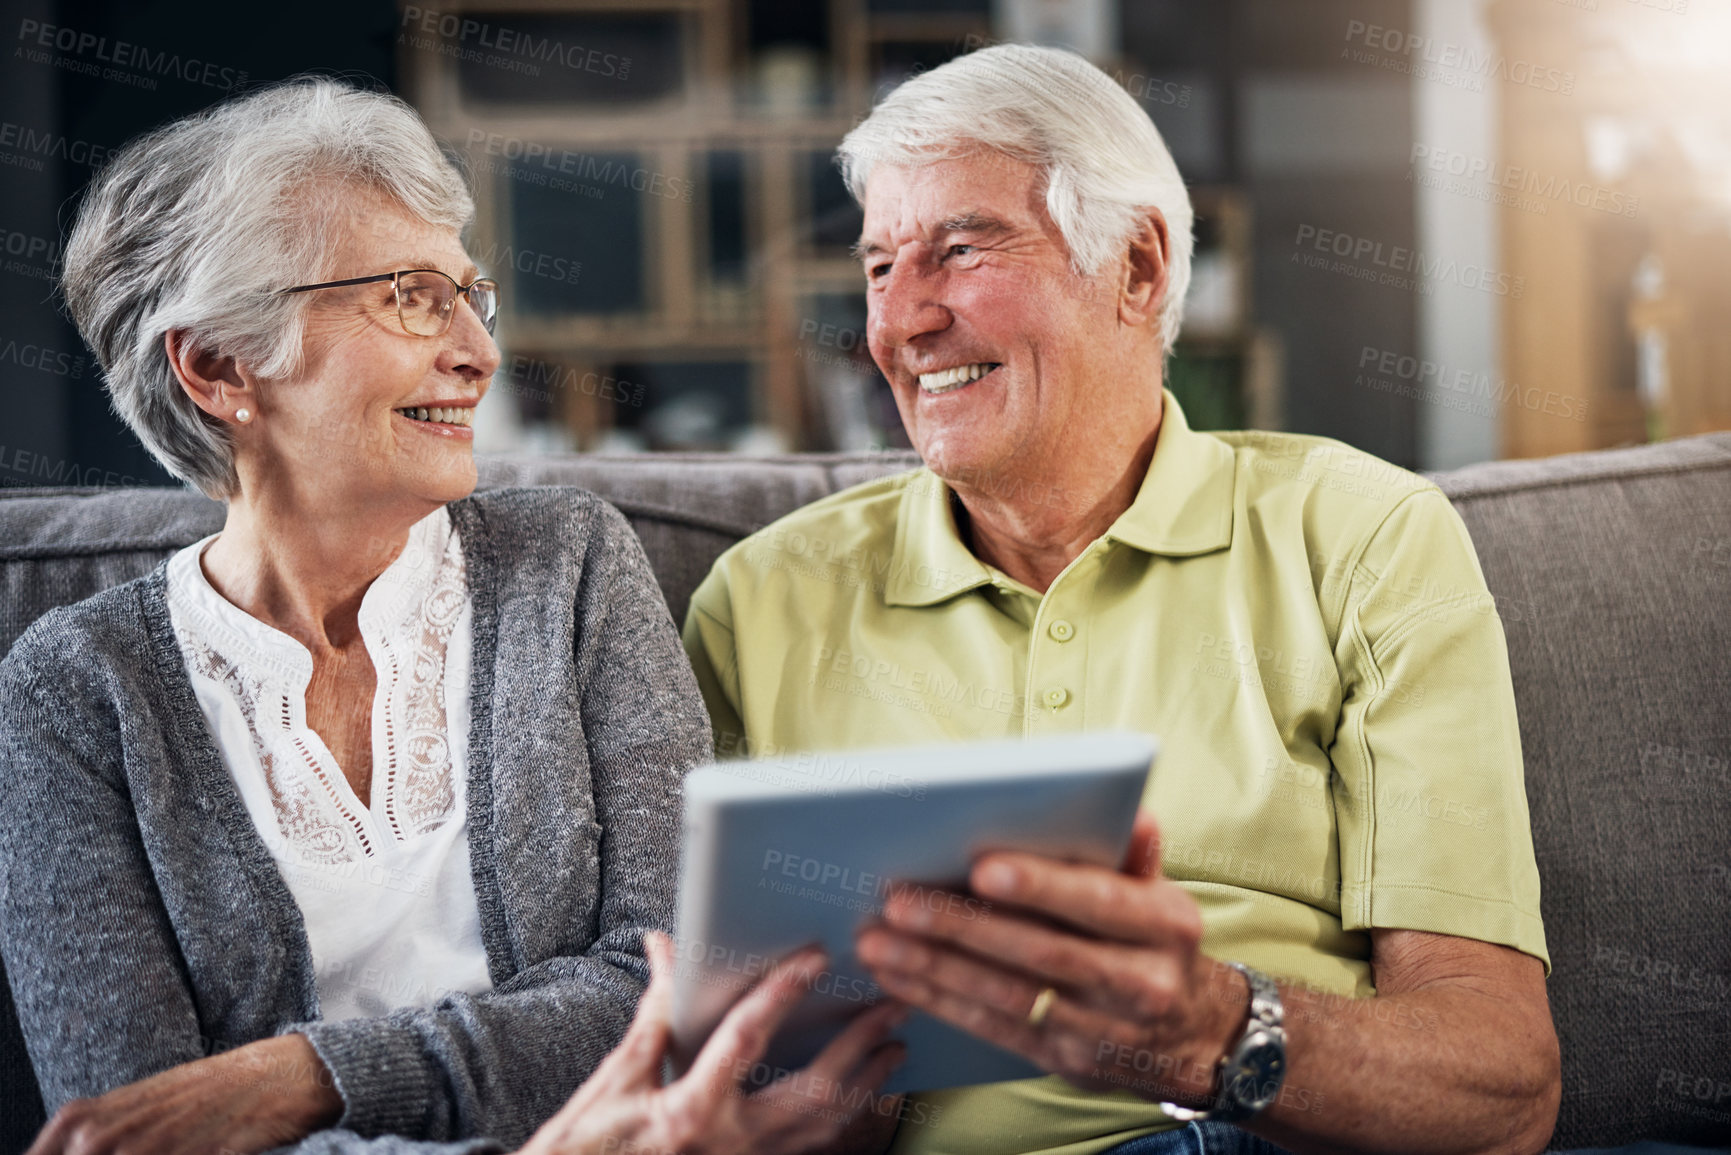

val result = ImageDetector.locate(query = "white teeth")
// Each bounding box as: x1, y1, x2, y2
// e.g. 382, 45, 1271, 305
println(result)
399, 407, 472, 426
918, 362, 998, 394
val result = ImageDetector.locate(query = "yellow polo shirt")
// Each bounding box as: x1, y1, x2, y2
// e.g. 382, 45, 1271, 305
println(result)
681, 391, 1548, 1155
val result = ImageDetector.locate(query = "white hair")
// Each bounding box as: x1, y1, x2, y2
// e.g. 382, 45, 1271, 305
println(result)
838, 44, 1194, 354
61, 77, 474, 498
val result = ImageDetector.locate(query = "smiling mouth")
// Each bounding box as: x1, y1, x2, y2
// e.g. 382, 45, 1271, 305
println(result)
395, 406, 474, 427
918, 362, 1001, 395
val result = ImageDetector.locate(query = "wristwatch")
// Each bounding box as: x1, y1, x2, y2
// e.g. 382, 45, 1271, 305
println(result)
1160, 961, 1287, 1124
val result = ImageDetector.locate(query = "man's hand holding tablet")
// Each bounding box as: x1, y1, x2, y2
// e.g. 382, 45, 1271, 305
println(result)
855, 808, 1241, 1110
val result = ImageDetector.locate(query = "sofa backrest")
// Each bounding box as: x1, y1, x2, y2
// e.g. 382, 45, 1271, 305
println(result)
0, 452, 919, 660
1, 438, 1728, 1150
1426, 435, 1731, 1148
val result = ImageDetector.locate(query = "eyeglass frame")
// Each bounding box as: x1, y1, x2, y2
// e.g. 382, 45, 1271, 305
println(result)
277, 268, 499, 336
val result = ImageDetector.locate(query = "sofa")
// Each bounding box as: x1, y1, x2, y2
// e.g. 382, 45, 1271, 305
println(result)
2, 437, 1728, 1151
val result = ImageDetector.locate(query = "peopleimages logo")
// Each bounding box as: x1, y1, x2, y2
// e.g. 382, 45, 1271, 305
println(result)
465, 130, 694, 202
0, 121, 117, 170
1356, 345, 1587, 422
470, 239, 582, 286
401, 7, 630, 79
15, 19, 249, 92
1342, 19, 1574, 94
0, 339, 84, 379
1410, 145, 1638, 218
1294, 224, 1525, 298
959, 33, 1193, 108
0, 445, 142, 489
0, 227, 65, 283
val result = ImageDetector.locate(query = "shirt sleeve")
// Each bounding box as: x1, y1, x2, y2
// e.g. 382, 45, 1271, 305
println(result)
299, 500, 714, 1145
1328, 488, 1550, 972
681, 566, 749, 759
0, 656, 211, 1113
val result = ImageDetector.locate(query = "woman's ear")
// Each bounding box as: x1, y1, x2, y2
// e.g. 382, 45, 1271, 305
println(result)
1118, 207, 1171, 332
164, 330, 255, 424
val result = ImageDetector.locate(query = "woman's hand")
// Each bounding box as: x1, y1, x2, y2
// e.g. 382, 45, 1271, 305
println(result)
520, 932, 909, 1155
26, 1034, 343, 1155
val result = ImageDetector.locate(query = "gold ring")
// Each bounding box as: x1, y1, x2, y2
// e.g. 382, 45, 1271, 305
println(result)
1027, 986, 1058, 1028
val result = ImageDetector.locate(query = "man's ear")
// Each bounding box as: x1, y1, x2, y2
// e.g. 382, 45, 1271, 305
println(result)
1118, 207, 1171, 332
164, 330, 253, 423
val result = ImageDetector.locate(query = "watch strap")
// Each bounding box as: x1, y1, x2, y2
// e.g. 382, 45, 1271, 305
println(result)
1158, 961, 1287, 1123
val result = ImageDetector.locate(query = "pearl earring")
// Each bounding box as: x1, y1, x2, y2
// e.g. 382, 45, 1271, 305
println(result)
235, 408, 252, 423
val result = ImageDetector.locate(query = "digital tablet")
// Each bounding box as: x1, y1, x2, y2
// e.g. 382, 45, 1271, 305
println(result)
669, 731, 1158, 1094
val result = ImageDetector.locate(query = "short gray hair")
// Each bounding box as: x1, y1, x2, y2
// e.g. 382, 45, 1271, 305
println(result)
838, 44, 1194, 354
61, 77, 474, 498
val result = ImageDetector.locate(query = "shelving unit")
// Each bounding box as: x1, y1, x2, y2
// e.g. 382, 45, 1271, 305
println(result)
397, 0, 1269, 450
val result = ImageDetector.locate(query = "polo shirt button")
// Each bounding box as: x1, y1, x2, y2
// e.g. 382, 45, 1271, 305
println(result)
1048, 619, 1075, 642
1043, 687, 1071, 709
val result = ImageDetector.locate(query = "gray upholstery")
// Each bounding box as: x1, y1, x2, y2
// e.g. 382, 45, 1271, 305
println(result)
2, 438, 1728, 1150
1428, 436, 1731, 1148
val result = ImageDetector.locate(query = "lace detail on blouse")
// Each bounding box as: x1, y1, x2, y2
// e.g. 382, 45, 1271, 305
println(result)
375, 539, 467, 840
167, 511, 470, 864
176, 637, 372, 863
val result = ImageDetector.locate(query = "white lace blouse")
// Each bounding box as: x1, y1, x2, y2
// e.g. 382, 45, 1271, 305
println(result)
165, 506, 492, 1022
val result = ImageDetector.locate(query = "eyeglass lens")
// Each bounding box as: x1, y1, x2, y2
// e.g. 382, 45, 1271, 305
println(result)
396, 271, 498, 336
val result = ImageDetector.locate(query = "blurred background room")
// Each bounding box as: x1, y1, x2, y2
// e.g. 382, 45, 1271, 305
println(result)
3, 0, 1729, 484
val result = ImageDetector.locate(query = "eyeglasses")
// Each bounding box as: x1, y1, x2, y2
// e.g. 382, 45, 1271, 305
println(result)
278, 269, 499, 337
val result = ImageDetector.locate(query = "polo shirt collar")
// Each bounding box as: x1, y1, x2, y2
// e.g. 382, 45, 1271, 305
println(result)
1105, 388, 1237, 557
886, 390, 1237, 607
886, 474, 997, 607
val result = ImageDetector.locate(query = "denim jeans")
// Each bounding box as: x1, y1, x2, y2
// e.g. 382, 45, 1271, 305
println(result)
1099, 1129, 1726, 1155
1099, 1123, 1293, 1155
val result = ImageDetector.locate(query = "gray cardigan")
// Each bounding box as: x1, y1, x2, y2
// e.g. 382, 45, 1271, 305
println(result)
0, 488, 712, 1151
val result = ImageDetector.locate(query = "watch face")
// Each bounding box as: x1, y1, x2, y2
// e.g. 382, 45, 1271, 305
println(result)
1224, 1039, 1286, 1111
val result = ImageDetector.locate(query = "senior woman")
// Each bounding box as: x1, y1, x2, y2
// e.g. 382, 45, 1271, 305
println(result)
0, 79, 902, 1155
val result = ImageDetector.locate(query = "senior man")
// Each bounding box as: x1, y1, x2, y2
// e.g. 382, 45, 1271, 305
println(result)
682, 44, 1558, 1155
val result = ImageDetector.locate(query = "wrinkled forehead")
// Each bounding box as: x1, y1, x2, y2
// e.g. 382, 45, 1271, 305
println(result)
320, 184, 478, 281
858, 152, 1047, 249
